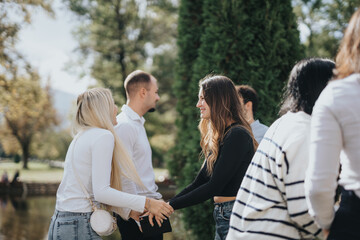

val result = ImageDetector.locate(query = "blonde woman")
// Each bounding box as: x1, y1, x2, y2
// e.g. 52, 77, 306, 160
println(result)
48, 88, 173, 240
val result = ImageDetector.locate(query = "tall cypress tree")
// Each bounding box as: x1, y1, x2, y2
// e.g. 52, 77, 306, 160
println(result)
233, 0, 304, 124
169, 0, 203, 188
194, 0, 303, 125
171, 0, 303, 239
168, 0, 213, 239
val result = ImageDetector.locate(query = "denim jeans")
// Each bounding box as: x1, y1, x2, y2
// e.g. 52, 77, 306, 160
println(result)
48, 210, 101, 240
213, 200, 234, 240
327, 189, 360, 240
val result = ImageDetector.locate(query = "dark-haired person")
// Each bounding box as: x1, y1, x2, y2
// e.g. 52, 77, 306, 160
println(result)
169, 75, 257, 240
114, 70, 172, 240
305, 9, 360, 240
236, 85, 269, 143
227, 58, 335, 240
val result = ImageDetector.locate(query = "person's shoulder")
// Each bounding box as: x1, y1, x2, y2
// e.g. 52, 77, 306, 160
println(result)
329, 74, 359, 87
272, 112, 310, 146
85, 128, 114, 141
321, 74, 359, 101
258, 121, 269, 130
115, 115, 139, 140
115, 113, 137, 129
226, 125, 252, 141
277, 111, 310, 130
116, 111, 131, 124
253, 120, 269, 132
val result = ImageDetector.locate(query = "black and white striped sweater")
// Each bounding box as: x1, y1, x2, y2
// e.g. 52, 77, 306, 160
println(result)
227, 111, 323, 240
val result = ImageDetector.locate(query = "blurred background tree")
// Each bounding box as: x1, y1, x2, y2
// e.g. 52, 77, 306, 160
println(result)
0, 0, 68, 168
64, 0, 178, 168
168, 0, 207, 238
293, 0, 360, 58
0, 0, 53, 67
0, 70, 58, 169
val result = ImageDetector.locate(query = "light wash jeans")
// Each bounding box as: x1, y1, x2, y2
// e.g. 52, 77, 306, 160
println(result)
48, 210, 101, 240
213, 200, 234, 240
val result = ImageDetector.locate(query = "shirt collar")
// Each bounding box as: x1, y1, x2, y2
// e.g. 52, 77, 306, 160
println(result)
121, 105, 146, 125
251, 120, 260, 126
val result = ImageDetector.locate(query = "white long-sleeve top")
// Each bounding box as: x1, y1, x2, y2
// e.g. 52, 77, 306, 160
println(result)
227, 111, 323, 240
56, 128, 146, 213
305, 73, 360, 229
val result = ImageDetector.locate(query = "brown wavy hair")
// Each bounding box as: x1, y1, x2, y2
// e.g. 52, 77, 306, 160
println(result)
334, 8, 360, 79
198, 75, 257, 175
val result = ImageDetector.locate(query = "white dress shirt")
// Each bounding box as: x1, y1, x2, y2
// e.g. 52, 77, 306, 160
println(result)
56, 128, 146, 213
115, 105, 162, 218
305, 73, 360, 229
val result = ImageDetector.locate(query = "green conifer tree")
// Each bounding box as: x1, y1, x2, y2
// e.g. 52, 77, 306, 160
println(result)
234, 0, 304, 124
168, 0, 213, 239
171, 0, 303, 239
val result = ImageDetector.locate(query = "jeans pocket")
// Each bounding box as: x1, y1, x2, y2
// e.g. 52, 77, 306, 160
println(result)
55, 219, 78, 240
220, 208, 231, 221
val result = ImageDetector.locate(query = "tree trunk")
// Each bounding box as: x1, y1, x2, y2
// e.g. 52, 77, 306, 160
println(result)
114, 0, 128, 101
21, 143, 30, 169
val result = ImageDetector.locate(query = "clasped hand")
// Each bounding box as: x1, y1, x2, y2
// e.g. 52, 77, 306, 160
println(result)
130, 199, 174, 227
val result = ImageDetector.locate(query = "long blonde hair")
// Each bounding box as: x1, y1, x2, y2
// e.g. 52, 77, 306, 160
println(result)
74, 88, 144, 215
199, 75, 257, 175
334, 8, 360, 79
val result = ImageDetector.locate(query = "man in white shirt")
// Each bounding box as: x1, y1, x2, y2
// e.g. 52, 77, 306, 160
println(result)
236, 85, 269, 143
114, 70, 163, 240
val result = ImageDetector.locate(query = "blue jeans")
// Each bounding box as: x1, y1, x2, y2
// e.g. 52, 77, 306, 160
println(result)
213, 200, 234, 240
48, 210, 101, 240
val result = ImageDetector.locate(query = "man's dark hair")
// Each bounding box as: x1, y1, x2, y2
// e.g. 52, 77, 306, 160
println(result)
124, 70, 152, 97
236, 85, 259, 114
279, 58, 335, 116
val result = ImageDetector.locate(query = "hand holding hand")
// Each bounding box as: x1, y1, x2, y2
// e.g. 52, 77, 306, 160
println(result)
144, 212, 166, 227
145, 198, 174, 221
129, 210, 142, 222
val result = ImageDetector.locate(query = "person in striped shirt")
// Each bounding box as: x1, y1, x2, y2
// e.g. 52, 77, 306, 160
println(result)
226, 58, 335, 240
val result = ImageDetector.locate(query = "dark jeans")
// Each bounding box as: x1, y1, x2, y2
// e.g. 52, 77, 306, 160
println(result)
213, 200, 234, 240
115, 213, 163, 240
327, 189, 360, 240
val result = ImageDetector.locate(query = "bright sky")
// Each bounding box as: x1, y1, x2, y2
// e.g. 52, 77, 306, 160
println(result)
16, 0, 95, 95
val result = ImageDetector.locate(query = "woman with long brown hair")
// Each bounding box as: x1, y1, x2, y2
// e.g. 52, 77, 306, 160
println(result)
169, 75, 257, 240
305, 8, 360, 240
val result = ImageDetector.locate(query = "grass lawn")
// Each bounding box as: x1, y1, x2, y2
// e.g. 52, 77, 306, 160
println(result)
0, 160, 169, 183
0, 161, 64, 183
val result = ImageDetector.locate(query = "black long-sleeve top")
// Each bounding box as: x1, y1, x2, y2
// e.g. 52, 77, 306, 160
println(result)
169, 125, 255, 210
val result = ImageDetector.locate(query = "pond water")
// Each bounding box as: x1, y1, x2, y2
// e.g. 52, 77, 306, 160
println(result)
0, 196, 190, 240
